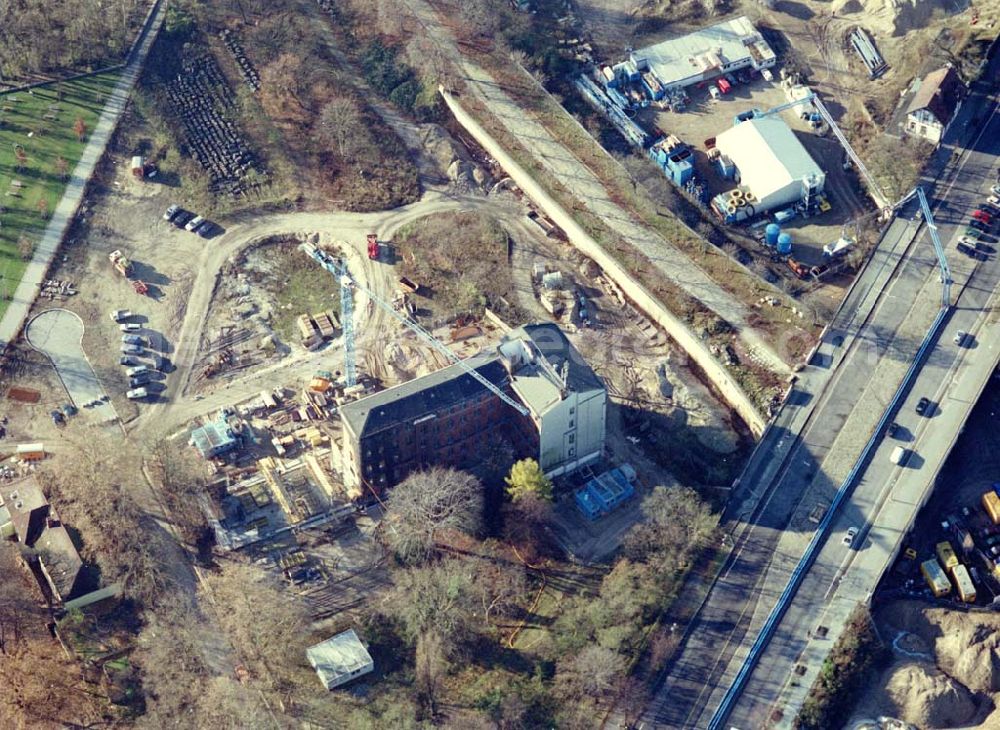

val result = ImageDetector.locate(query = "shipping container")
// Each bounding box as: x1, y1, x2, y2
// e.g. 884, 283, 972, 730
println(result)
983, 491, 1000, 525
921, 559, 951, 597
951, 564, 976, 603
937, 541, 959, 570
15, 443, 45, 461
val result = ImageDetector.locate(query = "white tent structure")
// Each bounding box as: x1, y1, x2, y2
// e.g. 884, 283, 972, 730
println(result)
715, 116, 825, 212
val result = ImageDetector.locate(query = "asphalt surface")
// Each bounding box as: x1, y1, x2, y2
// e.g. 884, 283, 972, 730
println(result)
25, 309, 116, 423
722, 61, 1000, 729
643, 49, 1000, 730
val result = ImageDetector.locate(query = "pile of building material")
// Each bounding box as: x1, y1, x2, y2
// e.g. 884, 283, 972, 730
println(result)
40, 278, 77, 299
219, 29, 260, 91
165, 55, 267, 197
298, 310, 339, 349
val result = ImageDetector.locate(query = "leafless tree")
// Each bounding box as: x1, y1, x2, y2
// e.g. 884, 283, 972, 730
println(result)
415, 631, 447, 717
556, 645, 625, 699
387, 557, 478, 654
318, 97, 364, 158
0, 545, 33, 655
624, 485, 717, 568
382, 467, 483, 562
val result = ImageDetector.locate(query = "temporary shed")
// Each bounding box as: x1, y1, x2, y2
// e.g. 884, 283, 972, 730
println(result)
306, 629, 375, 690
714, 116, 825, 213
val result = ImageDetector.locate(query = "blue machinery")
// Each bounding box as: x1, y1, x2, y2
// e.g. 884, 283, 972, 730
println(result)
708, 185, 950, 729
300, 243, 529, 416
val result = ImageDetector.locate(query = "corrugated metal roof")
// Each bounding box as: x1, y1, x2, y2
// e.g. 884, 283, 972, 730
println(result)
306, 629, 374, 689
715, 116, 823, 202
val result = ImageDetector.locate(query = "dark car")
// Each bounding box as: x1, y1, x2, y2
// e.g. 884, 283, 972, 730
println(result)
120, 355, 138, 366
196, 221, 214, 238
970, 218, 989, 231
916, 397, 931, 416
50, 409, 65, 425
975, 242, 995, 255
153, 354, 171, 371
61, 404, 77, 417
130, 372, 152, 388
957, 242, 976, 258
887, 422, 901, 438
172, 210, 195, 228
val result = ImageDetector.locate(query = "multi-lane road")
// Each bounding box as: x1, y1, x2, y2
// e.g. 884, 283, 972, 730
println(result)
642, 50, 1000, 730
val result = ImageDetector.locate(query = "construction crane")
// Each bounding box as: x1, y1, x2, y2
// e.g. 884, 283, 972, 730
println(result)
898, 186, 952, 307
754, 92, 889, 209
301, 243, 530, 417
304, 245, 357, 386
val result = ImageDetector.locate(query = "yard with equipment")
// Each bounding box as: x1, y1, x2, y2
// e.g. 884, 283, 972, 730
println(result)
0, 72, 120, 320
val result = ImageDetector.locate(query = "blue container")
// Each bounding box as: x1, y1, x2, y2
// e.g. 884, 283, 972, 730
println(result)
765, 223, 781, 247
777, 233, 793, 255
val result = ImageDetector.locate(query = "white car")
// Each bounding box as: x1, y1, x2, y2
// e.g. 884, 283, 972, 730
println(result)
842, 526, 859, 547
991, 184, 1000, 196
987, 195, 1000, 207
119, 323, 141, 332
185, 215, 205, 232
126, 387, 148, 400
109, 309, 132, 322
126, 365, 149, 377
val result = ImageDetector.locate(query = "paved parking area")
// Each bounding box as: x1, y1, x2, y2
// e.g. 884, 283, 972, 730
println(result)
25, 309, 117, 423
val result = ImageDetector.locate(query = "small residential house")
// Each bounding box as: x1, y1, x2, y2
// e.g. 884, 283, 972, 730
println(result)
306, 629, 375, 690
906, 65, 966, 144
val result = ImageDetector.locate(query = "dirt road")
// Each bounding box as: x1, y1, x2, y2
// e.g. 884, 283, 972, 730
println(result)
129, 190, 536, 435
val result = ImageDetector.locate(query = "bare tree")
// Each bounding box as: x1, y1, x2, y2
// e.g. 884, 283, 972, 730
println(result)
382, 467, 483, 562
72, 116, 86, 142
556, 645, 625, 699
317, 97, 364, 158
624, 485, 717, 568
54, 156, 69, 181
0, 545, 34, 655
387, 557, 478, 653
415, 631, 447, 717
17, 235, 32, 261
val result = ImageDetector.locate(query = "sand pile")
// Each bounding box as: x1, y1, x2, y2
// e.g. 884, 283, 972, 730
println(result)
831, 0, 968, 36
883, 661, 978, 728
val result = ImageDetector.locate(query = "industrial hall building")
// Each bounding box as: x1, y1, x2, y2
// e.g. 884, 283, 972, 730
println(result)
339, 323, 607, 493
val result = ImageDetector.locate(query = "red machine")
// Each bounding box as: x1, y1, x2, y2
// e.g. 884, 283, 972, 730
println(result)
367, 233, 379, 260
132, 280, 149, 295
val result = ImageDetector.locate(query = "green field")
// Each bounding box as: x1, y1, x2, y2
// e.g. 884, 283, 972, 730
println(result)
0, 71, 120, 317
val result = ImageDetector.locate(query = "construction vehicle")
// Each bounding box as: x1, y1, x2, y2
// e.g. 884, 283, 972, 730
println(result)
132, 280, 149, 296
367, 233, 380, 260
398, 276, 421, 294
109, 250, 133, 277
786, 258, 810, 279
921, 558, 951, 597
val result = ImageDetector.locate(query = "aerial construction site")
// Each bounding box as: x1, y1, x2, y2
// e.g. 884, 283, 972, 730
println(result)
0, 0, 998, 727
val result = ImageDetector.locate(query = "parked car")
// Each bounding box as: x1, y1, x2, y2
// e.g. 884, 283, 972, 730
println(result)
50, 409, 65, 426
119, 323, 141, 332
987, 195, 1000, 207
842, 526, 859, 547
916, 397, 931, 416
957, 242, 976, 257
153, 354, 170, 371
61, 404, 77, 417
126, 387, 148, 400
992, 184, 1000, 196
126, 365, 149, 377
185, 215, 205, 232
172, 210, 195, 228
965, 226, 984, 239
121, 334, 144, 345
130, 373, 152, 387
109, 309, 132, 322
954, 330, 967, 346
976, 241, 994, 255
121, 344, 142, 355
887, 421, 901, 438
163, 204, 181, 221
120, 356, 138, 366
196, 221, 215, 238
973, 209, 992, 224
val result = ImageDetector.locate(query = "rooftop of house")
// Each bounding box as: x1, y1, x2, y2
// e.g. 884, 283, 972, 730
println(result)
306, 628, 374, 689
340, 354, 510, 439
35, 522, 84, 601
907, 65, 965, 124
500, 323, 605, 416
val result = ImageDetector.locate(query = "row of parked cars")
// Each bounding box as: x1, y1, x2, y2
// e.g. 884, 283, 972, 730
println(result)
956, 184, 1000, 259
163, 204, 215, 238
110, 309, 170, 399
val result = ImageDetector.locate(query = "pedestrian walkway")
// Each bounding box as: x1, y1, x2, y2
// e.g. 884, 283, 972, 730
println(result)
0, 0, 167, 353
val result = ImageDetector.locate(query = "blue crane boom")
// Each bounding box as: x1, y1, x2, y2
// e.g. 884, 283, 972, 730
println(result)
303, 242, 357, 386
301, 243, 530, 416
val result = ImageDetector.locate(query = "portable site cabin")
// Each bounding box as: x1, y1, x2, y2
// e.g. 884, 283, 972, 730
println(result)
921, 558, 951, 597
16, 443, 45, 461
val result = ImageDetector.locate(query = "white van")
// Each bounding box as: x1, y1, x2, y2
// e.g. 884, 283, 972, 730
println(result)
890, 446, 908, 465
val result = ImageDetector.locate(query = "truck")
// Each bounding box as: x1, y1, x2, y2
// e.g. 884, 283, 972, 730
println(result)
398, 276, 421, 294
823, 237, 854, 258
109, 250, 133, 277
983, 490, 1000, 525
936, 540, 959, 570
367, 233, 379, 260
951, 564, 976, 603
921, 558, 951, 597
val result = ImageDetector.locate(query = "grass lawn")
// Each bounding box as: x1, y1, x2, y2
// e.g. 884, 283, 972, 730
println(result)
0, 71, 120, 319
270, 250, 343, 343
